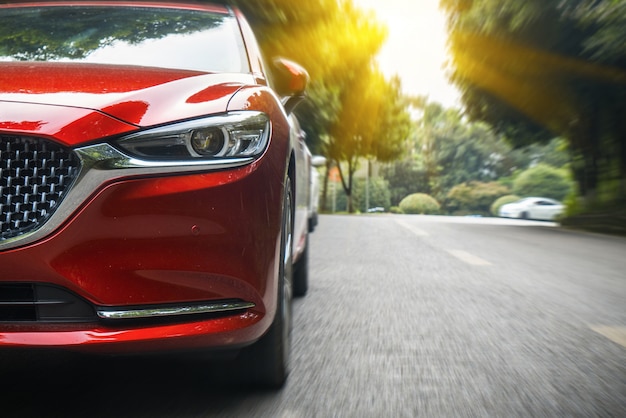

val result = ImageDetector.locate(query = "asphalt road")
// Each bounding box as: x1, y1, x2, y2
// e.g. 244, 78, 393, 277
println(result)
2, 214, 625, 417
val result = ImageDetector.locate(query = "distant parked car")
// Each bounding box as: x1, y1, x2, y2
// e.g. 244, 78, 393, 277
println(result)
498, 197, 565, 221
367, 207, 385, 213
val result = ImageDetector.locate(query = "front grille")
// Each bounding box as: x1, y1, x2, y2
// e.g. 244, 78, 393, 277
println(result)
0, 283, 96, 322
1, 136, 80, 241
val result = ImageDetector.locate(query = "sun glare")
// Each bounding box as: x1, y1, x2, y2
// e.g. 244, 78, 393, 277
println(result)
353, 0, 460, 107
451, 30, 626, 134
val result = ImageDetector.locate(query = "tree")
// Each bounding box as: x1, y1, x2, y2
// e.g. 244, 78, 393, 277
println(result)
512, 164, 574, 201
382, 97, 572, 212
232, 0, 389, 151
445, 181, 510, 215
441, 0, 626, 209
381, 157, 428, 206
231, 1, 412, 213
507, 138, 571, 172
326, 73, 412, 212
413, 102, 515, 202
333, 177, 391, 213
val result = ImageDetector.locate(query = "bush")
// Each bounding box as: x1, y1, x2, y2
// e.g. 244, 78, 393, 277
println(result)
399, 193, 440, 214
491, 195, 520, 216
512, 164, 573, 201
389, 206, 403, 214
445, 181, 510, 215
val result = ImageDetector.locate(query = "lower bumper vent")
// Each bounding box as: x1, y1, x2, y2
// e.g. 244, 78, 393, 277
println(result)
0, 283, 96, 322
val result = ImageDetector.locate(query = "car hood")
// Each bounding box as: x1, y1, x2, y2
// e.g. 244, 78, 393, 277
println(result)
0, 62, 253, 146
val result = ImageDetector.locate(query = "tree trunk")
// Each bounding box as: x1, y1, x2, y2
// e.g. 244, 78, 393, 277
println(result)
569, 99, 600, 208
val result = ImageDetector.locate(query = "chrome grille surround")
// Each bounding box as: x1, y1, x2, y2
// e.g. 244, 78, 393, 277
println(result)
1, 136, 80, 241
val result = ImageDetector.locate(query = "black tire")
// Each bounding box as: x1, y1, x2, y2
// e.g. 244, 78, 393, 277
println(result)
520, 211, 529, 220
293, 235, 309, 297
240, 177, 293, 388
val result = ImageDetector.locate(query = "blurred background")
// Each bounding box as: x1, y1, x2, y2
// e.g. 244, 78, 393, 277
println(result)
1, 2, 624, 417
228, 0, 625, 232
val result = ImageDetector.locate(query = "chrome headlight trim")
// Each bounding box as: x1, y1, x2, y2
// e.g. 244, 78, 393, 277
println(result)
75, 142, 254, 171
116, 111, 270, 160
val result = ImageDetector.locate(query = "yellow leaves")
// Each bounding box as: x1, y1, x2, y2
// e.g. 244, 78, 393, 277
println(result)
243, 1, 409, 164
255, 1, 387, 83
329, 68, 409, 162
450, 29, 626, 134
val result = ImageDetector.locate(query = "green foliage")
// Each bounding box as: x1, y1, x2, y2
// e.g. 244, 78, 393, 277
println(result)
440, 0, 626, 211
445, 181, 510, 215
362, 177, 392, 212
512, 164, 574, 201
496, 173, 517, 191
380, 157, 428, 206
233, 0, 413, 213
233, 0, 386, 85
563, 190, 583, 217
412, 102, 517, 202
383, 101, 572, 211
399, 193, 440, 215
332, 176, 391, 213
491, 195, 521, 216
326, 72, 413, 212
389, 206, 403, 214
507, 138, 571, 170
566, 0, 626, 64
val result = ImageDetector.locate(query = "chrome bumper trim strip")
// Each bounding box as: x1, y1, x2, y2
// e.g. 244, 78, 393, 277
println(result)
97, 300, 255, 320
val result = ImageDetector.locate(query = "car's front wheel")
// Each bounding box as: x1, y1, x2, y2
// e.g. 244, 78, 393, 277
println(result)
240, 177, 293, 388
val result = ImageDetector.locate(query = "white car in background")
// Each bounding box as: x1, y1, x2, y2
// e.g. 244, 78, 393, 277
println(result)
498, 197, 565, 221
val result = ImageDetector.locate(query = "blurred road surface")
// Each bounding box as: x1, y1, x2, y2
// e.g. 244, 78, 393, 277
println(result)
2, 214, 625, 417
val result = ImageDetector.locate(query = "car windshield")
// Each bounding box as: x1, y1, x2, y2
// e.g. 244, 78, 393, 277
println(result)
0, 5, 250, 73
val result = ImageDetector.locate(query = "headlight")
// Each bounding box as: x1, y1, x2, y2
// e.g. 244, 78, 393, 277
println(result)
115, 112, 269, 160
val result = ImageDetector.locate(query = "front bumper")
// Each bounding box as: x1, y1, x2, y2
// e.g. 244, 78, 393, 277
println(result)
0, 310, 264, 353
0, 156, 284, 351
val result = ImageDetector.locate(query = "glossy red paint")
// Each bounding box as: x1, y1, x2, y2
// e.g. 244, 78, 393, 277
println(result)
0, 137, 286, 352
0, 312, 264, 353
0, 101, 138, 145
0, 63, 254, 132
2, 162, 280, 303
0, 88, 291, 351
0, 2, 310, 363
0, 62, 207, 94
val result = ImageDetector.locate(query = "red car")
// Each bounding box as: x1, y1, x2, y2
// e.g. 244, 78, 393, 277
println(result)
0, 1, 313, 387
